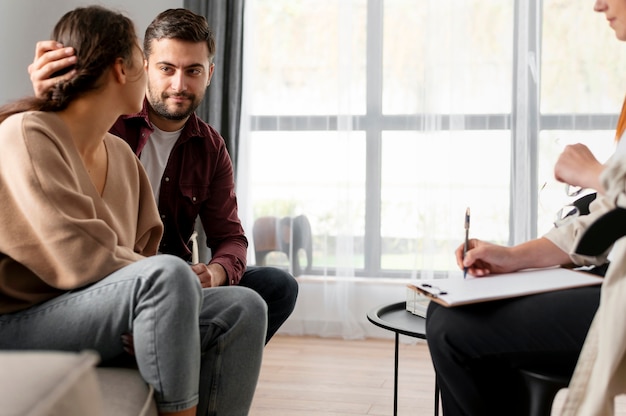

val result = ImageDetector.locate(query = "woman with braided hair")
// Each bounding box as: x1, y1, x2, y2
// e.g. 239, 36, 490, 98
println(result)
0, 6, 266, 416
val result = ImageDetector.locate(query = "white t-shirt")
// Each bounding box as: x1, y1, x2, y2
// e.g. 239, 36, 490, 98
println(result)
139, 125, 182, 202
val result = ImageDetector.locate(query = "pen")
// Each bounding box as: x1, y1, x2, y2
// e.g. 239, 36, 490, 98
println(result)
463, 207, 470, 278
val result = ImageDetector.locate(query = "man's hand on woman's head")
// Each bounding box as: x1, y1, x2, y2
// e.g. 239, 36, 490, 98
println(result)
28, 41, 77, 98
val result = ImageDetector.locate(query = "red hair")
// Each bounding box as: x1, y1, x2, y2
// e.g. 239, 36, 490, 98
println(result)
616, 96, 626, 142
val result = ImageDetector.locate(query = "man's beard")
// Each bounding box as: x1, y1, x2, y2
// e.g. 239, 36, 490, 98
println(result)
147, 87, 202, 121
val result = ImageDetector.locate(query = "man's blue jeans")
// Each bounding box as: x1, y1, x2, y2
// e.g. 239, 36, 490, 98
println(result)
0, 254, 267, 415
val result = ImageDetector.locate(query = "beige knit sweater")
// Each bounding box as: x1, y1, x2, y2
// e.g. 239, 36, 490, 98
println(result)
0, 111, 163, 314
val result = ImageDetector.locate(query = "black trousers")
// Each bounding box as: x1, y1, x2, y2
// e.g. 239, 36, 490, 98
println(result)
239, 266, 299, 344
426, 285, 601, 416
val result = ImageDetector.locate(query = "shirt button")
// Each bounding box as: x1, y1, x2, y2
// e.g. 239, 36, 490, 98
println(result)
231, 279, 235, 285
192, 196, 197, 202
161, 214, 166, 219
164, 177, 170, 182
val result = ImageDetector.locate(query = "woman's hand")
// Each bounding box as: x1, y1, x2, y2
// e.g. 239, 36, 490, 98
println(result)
455, 239, 517, 277
455, 237, 570, 277
554, 144, 604, 193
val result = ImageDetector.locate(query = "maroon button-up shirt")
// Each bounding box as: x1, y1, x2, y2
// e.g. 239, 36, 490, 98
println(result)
110, 101, 247, 284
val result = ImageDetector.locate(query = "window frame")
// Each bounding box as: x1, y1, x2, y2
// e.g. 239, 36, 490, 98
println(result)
247, 0, 619, 278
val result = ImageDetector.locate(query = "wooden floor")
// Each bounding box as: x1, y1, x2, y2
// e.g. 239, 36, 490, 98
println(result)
250, 335, 626, 416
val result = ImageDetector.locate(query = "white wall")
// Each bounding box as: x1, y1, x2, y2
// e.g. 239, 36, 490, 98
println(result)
0, 0, 182, 105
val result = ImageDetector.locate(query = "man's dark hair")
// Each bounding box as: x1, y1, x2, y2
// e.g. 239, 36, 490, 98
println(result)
144, 9, 216, 62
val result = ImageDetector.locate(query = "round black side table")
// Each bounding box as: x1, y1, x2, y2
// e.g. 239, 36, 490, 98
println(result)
367, 301, 439, 416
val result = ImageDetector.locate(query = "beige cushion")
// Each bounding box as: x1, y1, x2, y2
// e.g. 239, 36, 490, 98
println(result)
96, 367, 157, 416
0, 350, 102, 416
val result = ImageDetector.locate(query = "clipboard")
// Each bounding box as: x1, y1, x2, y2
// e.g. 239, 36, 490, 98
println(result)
408, 268, 603, 307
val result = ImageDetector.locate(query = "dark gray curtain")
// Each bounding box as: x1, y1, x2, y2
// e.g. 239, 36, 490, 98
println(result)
184, 0, 246, 263
184, 0, 245, 175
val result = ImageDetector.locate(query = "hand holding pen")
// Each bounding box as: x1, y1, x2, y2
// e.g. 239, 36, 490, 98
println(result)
456, 233, 525, 278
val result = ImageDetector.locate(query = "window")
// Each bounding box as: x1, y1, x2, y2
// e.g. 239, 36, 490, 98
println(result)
537, 1, 626, 234
242, 0, 623, 277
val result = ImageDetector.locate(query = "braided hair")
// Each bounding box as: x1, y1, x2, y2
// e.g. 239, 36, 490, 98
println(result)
0, 5, 138, 123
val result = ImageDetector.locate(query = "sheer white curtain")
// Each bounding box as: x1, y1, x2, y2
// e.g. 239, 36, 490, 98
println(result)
239, 0, 371, 339
237, 0, 623, 339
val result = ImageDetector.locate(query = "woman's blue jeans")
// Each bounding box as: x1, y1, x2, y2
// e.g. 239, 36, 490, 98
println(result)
0, 255, 267, 415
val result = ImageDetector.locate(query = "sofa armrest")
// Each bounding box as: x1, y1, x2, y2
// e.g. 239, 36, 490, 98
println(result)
0, 350, 102, 416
